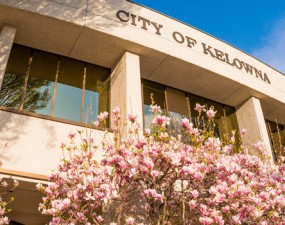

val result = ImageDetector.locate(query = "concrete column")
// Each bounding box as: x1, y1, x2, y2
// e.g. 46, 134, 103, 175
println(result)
236, 97, 273, 163
0, 25, 16, 88
110, 52, 143, 135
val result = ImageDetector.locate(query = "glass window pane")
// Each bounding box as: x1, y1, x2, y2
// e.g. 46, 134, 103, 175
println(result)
54, 58, 83, 122
142, 81, 166, 129
204, 100, 223, 138
0, 45, 31, 109
83, 64, 110, 124
166, 88, 188, 134
280, 125, 285, 148
188, 93, 205, 118
266, 120, 285, 162
206, 100, 223, 118
221, 105, 240, 146
166, 88, 188, 116
23, 50, 57, 115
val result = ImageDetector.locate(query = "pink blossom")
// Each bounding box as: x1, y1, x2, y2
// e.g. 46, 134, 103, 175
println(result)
193, 171, 204, 181
68, 132, 76, 139
128, 114, 138, 123
97, 215, 104, 223
194, 103, 206, 113
126, 217, 135, 225
181, 118, 193, 131
199, 216, 213, 225
232, 215, 240, 224
94, 121, 100, 127
112, 106, 120, 116
151, 170, 159, 179
84, 192, 95, 201
150, 105, 161, 113
241, 128, 247, 135
191, 190, 200, 199
97, 111, 108, 121
206, 109, 216, 118
152, 115, 170, 127
253, 141, 264, 154
38, 107, 285, 225
143, 158, 154, 170
189, 200, 196, 209
144, 128, 151, 136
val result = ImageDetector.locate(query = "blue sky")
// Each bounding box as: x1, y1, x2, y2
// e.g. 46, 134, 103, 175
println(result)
133, 0, 285, 74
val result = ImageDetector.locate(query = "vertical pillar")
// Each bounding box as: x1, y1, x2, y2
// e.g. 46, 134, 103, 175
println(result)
110, 52, 143, 135
0, 25, 16, 88
236, 97, 273, 163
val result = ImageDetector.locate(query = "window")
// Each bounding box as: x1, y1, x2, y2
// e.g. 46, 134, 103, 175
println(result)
142, 79, 240, 141
166, 88, 188, 134
142, 80, 166, 128
266, 120, 285, 162
0, 45, 110, 125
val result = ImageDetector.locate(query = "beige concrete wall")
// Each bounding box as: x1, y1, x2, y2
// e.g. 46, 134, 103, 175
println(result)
0, 110, 111, 175
0, 25, 16, 87
110, 51, 143, 135
0, 0, 284, 115
0, 0, 282, 163
236, 97, 273, 163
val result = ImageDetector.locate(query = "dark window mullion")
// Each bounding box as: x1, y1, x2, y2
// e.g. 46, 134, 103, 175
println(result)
80, 64, 87, 122
141, 82, 145, 128
51, 57, 61, 117
19, 50, 34, 110
164, 88, 169, 116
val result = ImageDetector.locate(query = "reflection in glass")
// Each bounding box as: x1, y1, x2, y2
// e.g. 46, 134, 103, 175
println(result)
166, 88, 188, 134
55, 83, 82, 122
54, 58, 83, 122
0, 44, 111, 125
83, 64, 110, 124
0, 45, 30, 109
206, 100, 224, 138
266, 120, 285, 162
188, 94, 205, 118
142, 80, 240, 142
23, 51, 57, 115
143, 81, 166, 129
83, 90, 99, 123
224, 105, 240, 147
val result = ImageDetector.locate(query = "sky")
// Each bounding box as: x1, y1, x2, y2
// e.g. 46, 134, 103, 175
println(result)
133, 0, 285, 74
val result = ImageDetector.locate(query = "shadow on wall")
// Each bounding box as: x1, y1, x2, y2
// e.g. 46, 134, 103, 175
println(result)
84, 0, 137, 30
0, 110, 63, 161
0, 111, 28, 164
2, 0, 137, 30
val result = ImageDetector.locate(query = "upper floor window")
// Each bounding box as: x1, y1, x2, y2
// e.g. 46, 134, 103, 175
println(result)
142, 80, 240, 143
266, 120, 285, 162
0, 45, 110, 125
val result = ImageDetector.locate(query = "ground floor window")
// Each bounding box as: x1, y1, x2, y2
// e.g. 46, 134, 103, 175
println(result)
142, 79, 240, 144
0, 44, 110, 125
266, 120, 285, 162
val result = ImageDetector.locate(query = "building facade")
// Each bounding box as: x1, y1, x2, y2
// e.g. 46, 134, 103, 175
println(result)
0, 0, 284, 224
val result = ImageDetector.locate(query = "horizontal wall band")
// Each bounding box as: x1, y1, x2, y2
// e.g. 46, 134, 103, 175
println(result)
0, 107, 113, 132
0, 168, 48, 181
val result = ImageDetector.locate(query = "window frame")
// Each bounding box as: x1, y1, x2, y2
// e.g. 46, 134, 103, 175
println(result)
0, 44, 111, 129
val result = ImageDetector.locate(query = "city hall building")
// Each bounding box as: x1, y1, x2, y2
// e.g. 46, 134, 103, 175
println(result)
0, 0, 284, 224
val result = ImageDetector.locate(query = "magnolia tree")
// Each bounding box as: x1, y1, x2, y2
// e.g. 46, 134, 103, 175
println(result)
0, 144, 19, 225
38, 105, 285, 225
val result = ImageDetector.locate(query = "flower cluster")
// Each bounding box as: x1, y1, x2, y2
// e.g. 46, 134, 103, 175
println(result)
38, 105, 285, 225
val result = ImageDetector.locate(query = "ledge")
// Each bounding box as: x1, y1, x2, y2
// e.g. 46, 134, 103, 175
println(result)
0, 168, 48, 181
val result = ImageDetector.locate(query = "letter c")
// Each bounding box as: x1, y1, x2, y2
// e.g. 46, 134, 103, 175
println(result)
116, 10, 129, 22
